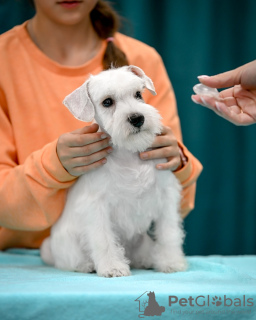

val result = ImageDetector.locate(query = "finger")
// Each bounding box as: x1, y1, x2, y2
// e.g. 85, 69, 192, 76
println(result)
191, 94, 219, 110
197, 68, 242, 89
192, 94, 255, 125
192, 94, 235, 110
156, 157, 181, 171
192, 95, 230, 121
150, 134, 175, 149
150, 126, 174, 148
140, 146, 178, 161
67, 130, 110, 148
214, 102, 255, 125
72, 146, 113, 167
159, 125, 169, 135
200, 94, 245, 113
239, 60, 256, 89
70, 158, 108, 177
67, 137, 111, 157
71, 123, 99, 134
191, 94, 205, 105
68, 123, 110, 147
226, 105, 242, 115
218, 86, 242, 101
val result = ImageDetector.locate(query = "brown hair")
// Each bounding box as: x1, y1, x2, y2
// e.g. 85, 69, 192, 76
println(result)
90, 1, 129, 69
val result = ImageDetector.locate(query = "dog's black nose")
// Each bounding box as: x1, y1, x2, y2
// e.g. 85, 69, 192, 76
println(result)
128, 113, 145, 128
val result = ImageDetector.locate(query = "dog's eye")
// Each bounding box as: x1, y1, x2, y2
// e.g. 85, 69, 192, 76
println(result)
135, 91, 142, 100
102, 98, 113, 108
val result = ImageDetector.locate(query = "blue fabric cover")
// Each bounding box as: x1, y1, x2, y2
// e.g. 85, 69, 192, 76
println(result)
0, 250, 255, 320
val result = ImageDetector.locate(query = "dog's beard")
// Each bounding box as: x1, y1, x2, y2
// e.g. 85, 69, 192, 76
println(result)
111, 122, 162, 153
123, 130, 157, 152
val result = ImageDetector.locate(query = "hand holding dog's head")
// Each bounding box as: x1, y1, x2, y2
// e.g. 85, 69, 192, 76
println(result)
63, 66, 162, 152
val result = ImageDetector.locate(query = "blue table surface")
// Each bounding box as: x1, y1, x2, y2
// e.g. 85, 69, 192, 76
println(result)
0, 249, 256, 320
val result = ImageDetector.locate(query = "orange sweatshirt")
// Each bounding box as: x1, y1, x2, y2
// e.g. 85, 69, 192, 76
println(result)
0, 22, 202, 250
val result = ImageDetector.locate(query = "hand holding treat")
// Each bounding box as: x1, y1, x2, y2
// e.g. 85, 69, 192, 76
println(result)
191, 61, 256, 126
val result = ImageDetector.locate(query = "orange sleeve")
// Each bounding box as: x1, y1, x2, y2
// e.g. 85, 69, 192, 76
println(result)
140, 49, 203, 218
0, 104, 77, 231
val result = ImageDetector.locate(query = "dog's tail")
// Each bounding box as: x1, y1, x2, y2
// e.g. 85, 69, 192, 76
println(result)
40, 237, 54, 266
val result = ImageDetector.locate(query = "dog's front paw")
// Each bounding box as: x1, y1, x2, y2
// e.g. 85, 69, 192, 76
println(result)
97, 263, 131, 278
155, 257, 188, 273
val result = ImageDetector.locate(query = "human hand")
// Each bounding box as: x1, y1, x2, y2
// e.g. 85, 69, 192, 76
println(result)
192, 85, 256, 126
139, 126, 182, 171
57, 123, 112, 177
197, 60, 256, 90
191, 60, 256, 126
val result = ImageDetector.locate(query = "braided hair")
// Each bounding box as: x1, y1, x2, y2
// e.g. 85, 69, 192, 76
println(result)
90, 1, 129, 69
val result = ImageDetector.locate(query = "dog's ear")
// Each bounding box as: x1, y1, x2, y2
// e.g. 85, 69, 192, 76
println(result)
63, 79, 95, 122
128, 65, 156, 96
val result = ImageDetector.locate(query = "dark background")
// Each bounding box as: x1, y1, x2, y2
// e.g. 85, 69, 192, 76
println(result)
1, 0, 256, 256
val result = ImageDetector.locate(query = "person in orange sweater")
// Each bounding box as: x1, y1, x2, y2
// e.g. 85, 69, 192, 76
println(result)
0, 0, 202, 250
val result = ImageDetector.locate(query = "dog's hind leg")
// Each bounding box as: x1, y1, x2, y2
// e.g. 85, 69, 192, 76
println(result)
50, 231, 95, 273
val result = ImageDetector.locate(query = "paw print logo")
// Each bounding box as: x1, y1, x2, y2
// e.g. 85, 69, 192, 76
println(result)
212, 296, 222, 306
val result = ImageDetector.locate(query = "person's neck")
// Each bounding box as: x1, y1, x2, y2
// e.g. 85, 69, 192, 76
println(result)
27, 15, 102, 66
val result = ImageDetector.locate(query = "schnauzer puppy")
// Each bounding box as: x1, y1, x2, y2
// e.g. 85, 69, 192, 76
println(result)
40, 66, 187, 277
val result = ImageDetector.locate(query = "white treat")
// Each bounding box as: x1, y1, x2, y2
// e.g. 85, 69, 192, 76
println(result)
193, 83, 219, 98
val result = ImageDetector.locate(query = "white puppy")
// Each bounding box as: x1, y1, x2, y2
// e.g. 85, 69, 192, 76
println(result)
40, 66, 187, 277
